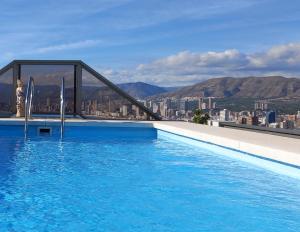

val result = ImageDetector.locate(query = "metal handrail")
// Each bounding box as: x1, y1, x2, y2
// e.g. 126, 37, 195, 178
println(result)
24, 76, 34, 135
60, 77, 65, 137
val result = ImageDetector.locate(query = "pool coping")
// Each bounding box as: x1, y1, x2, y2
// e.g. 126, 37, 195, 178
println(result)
0, 118, 299, 169
151, 121, 300, 168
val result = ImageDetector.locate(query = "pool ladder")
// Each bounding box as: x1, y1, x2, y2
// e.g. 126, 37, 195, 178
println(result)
24, 77, 66, 138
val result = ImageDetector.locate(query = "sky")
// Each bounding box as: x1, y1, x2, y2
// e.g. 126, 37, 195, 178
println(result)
1, 0, 300, 86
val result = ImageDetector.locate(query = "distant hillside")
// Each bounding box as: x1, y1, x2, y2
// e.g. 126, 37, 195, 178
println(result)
163, 86, 183, 92
154, 76, 300, 99
117, 82, 168, 99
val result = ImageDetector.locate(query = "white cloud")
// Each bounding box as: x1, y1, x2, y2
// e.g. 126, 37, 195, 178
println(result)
248, 43, 300, 70
35, 40, 102, 54
104, 43, 300, 86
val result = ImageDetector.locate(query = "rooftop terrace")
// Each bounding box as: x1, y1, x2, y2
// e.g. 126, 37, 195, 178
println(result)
0, 60, 299, 173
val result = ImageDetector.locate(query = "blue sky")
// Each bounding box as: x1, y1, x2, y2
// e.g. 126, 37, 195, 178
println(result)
1, 0, 300, 86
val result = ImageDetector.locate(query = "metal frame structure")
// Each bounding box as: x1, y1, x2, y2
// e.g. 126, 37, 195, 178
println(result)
0, 60, 160, 120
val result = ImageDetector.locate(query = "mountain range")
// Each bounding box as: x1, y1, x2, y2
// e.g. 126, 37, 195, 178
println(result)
117, 76, 300, 113
148, 76, 300, 99
116, 82, 168, 99
115, 76, 300, 100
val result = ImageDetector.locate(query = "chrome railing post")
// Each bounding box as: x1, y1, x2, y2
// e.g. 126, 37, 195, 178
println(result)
60, 77, 65, 137
24, 76, 34, 136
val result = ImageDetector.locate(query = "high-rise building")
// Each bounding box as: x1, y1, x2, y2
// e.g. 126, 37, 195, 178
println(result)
212, 102, 216, 109
158, 102, 169, 117
164, 98, 171, 108
152, 103, 159, 114
286, 115, 297, 121
186, 100, 199, 112
160, 105, 168, 117
147, 100, 153, 109
208, 97, 212, 109
251, 116, 259, 126
296, 118, 300, 128
280, 120, 295, 129
168, 98, 179, 111
179, 99, 187, 112
135, 106, 140, 117
198, 98, 203, 110
266, 111, 276, 125
138, 100, 147, 107
121, 105, 128, 116
220, 109, 230, 121
255, 100, 268, 111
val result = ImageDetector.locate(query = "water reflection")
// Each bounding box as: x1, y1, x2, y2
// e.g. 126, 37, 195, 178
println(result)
0, 137, 25, 205
0, 137, 24, 181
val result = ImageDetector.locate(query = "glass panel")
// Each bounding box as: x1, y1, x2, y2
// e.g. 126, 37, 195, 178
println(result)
82, 69, 150, 120
0, 68, 13, 115
21, 65, 75, 114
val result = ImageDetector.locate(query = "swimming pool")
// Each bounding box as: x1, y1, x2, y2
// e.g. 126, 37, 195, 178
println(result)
0, 125, 300, 231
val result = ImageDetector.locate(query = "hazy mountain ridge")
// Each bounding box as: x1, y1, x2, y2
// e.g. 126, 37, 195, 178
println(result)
151, 76, 300, 99
117, 82, 170, 99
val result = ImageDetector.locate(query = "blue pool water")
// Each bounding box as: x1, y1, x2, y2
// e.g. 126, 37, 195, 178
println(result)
0, 125, 300, 231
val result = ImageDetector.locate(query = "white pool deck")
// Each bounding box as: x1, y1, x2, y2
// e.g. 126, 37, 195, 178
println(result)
0, 118, 299, 168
